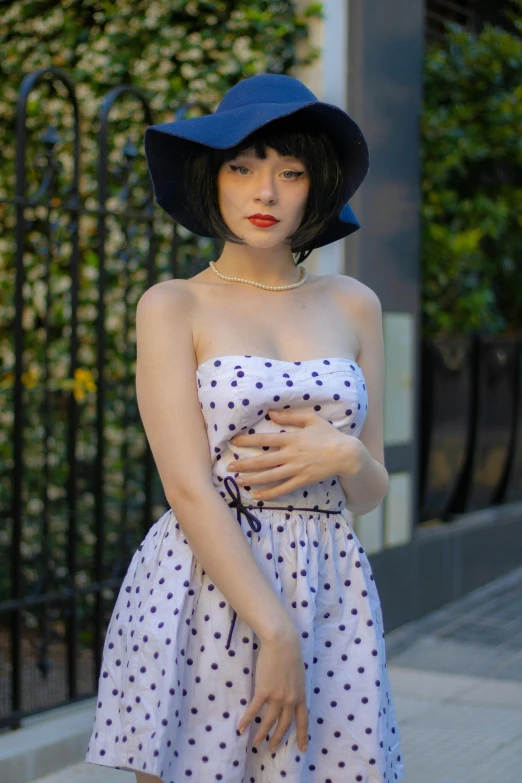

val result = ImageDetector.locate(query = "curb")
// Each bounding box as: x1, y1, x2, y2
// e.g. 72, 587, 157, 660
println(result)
0, 698, 96, 783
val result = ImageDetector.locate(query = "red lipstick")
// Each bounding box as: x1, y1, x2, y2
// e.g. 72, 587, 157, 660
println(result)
247, 213, 280, 228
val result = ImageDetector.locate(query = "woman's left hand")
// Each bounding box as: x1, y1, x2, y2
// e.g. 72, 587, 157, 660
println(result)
226, 409, 364, 501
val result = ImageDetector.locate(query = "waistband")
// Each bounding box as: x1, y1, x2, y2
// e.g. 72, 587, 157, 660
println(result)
222, 476, 343, 650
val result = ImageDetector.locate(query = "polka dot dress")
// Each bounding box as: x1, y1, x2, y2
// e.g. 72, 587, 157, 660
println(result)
85, 355, 405, 783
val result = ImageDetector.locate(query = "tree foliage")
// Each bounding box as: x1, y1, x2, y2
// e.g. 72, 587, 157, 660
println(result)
421, 0, 522, 336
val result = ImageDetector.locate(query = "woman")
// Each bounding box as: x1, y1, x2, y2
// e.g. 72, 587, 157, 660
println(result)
85, 73, 405, 783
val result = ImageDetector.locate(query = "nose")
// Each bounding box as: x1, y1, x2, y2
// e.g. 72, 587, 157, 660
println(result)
253, 169, 278, 204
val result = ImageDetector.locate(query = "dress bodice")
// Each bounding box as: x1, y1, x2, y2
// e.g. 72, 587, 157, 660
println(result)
196, 354, 368, 512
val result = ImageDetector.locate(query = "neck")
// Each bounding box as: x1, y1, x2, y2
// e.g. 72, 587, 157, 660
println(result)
214, 244, 301, 286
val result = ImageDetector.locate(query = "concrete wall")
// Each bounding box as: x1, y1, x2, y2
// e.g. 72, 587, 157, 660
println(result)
292, 0, 349, 277
345, 0, 425, 554
295, 0, 425, 554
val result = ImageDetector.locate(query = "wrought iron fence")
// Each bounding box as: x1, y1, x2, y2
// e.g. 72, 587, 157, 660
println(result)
0, 67, 217, 730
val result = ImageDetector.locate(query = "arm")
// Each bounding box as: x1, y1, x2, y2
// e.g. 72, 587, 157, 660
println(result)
135, 281, 296, 643
336, 284, 389, 516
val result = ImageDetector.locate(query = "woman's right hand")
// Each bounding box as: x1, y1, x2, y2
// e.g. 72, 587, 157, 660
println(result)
237, 627, 309, 754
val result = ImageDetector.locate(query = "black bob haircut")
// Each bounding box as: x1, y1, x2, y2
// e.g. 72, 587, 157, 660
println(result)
182, 113, 346, 265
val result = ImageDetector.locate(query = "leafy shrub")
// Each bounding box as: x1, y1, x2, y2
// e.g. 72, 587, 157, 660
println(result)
421, 0, 522, 336
0, 1, 322, 630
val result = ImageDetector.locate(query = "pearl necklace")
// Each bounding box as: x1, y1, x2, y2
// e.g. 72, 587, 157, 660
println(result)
208, 260, 307, 290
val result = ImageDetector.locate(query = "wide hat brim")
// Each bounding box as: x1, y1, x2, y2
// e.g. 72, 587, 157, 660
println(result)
144, 81, 369, 250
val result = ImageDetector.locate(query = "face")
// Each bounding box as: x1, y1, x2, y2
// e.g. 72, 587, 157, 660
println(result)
216, 145, 310, 247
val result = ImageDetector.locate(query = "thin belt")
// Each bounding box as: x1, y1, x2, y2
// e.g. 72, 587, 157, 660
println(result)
222, 475, 343, 650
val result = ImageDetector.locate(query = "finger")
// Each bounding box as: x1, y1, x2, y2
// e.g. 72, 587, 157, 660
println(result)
237, 693, 268, 735
268, 409, 318, 427
228, 451, 285, 473
237, 465, 293, 486
268, 705, 295, 752
294, 700, 309, 751
230, 432, 292, 448
251, 702, 284, 747
252, 478, 307, 500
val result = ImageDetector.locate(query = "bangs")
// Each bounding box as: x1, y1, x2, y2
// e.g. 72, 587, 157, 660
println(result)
218, 118, 319, 165
212, 113, 330, 171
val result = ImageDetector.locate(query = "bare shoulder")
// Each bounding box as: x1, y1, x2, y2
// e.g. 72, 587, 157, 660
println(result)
320, 274, 382, 322
325, 273, 380, 304
137, 278, 198, 321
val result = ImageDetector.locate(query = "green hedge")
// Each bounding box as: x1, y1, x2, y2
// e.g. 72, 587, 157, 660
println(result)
0, 1, 322, 632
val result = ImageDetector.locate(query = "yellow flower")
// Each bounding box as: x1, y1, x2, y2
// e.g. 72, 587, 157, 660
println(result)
21, 367, 39, 389
72, 368, 97, 401
0, 371, 14, 390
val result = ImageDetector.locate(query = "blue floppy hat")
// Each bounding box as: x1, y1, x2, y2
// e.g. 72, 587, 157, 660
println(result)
144, 73, 369, 250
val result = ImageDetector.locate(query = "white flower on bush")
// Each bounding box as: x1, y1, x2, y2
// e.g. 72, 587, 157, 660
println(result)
77, 304, 97, 322
158, 59, 173, 75
144, 0, 163, 28
191, 78, 208, 92
48, 485, 65, 501
220, 60, 240, 76
233, 36, 253, 62
201, 37, 217, 51
181, 63, 199, 81
133, 60, 150, 77
83, 265, 98, 281
92, 37, 109, 52
183, 47, 203, 62
30, 280, 46, 315
185, 1, 199, 16
150, 78, 170, 93
28, 497, 44, 515
105, 314, 122, 332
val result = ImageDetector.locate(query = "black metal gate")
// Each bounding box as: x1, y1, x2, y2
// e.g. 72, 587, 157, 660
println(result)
0, 67, 213, 730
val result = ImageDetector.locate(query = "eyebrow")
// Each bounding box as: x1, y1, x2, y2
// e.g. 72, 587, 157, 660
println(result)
233, 151, 303, 162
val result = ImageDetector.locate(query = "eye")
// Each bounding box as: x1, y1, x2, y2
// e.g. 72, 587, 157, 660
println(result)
229, 164, 305, 179
229, 164, 250, 174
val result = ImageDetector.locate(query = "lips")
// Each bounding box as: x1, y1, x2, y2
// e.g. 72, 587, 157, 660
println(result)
247, 215, 280, 228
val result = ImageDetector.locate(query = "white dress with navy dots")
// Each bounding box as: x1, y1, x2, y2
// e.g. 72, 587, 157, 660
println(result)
85, 355, 405, 783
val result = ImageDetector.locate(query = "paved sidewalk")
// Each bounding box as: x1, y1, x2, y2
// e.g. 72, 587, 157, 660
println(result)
385, 563, 522, 782
29, 565, 522, 783
385, 563, 522, 682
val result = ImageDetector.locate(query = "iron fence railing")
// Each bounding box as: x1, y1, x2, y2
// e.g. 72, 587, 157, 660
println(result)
0, 67, 216, 730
